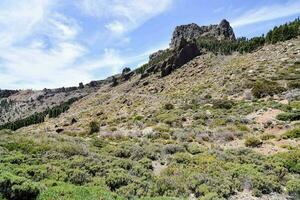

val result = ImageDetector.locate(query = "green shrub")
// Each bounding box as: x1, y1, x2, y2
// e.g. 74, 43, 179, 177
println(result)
286, 179, 300, 198
271, 150, 300, 173
237, 124, 250, 132
212, 99, 234, 109
245, 137, 262, 147
0, 172, 40, 200
164, 103, 174, 110
56, 141, 87, 157
156, 113, 179, 125
276, 111, 300, 121
133, 115, 144, 121
89, 121, 99, 134
288, 80, 300, 89
251, 80, 285, 98
282, 128, 300, 139
199, 192, 219, 200
260, 134, 276, 140
38, 184, 121, 200
115, 147, 131, 158
67, 169, 90, 185
105, 170, 131, 191
162, 144, 185, 155
153, 124, 171, 133
186, 143, 204, 155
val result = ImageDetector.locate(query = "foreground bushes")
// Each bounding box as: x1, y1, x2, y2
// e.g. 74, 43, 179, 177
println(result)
0, 173, 40, 200
0, 130, 299, 199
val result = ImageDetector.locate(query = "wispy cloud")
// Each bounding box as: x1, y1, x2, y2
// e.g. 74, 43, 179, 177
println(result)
0, 0, 91, 89
78, 0, 174, 35
231, 0, 300, 27
0, 0, 174, 89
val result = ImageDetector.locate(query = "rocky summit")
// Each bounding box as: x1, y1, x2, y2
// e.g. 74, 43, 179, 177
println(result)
170, 19, 236, 49
0, 18, 300, 200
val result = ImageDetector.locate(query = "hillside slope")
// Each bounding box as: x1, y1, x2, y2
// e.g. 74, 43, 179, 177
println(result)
0, 20, 300, 200
24, 37, 300, 153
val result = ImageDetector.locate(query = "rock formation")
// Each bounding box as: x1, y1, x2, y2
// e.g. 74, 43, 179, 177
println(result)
170, 19, 235, 49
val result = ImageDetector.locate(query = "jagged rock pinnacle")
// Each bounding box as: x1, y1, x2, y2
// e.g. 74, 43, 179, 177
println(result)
170, 19, 236, 49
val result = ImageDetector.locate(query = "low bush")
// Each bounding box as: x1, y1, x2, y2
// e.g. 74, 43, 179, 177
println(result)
162, 144, 185, 155
286, 179, 300, 198
282, 128, 300, 139
38, 184, 121, 200
245, 136, 262, 147
212, 99, 234, 109
260, 134, 276, 140
164, 103, 174, 110
276, 111, 300, 121
186, 143, 205, 155
105, 170, 131, 191
67, 169, 90, 185
250, 80, 285, 98
0, 172, 41, 200
287, 80, 300, 89
89, 121, 99, 134
156, 113, 179, 125
270, 150, 300, 173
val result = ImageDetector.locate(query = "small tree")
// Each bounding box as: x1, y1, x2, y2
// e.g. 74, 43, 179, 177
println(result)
89, 121, 99, 134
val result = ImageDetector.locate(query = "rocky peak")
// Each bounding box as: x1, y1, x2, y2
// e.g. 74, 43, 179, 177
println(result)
170, 19, 236, 49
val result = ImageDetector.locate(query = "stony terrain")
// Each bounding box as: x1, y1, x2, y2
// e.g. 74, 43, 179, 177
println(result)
0, 20, 299, 200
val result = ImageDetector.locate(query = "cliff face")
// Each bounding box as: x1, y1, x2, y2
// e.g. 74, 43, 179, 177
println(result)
170, 19, 236, 49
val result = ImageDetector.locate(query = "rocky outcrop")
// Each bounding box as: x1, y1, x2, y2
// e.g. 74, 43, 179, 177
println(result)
161, 38, 200, 77
170, 19, 235, 49
142, 38, 200, 78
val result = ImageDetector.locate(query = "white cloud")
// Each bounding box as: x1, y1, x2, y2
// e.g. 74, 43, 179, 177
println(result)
0, 0, 173, 89
78, 0, 173, 34
105, 21, 126, 35
0, 0, 51, 46
0, 0, 89, 89
80, 48, 125, 74
231, 0, 300, 27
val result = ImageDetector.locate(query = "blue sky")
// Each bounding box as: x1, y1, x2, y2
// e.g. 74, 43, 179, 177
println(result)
0, 0, 300, 89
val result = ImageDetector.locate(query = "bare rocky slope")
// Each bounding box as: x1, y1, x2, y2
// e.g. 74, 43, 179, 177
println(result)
23, 35, 300, 153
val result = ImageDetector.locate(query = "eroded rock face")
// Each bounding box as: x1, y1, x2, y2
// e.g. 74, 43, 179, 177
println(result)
170, 19, 235, 49
142, 38, 200, 78
161, 38, 200, 77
